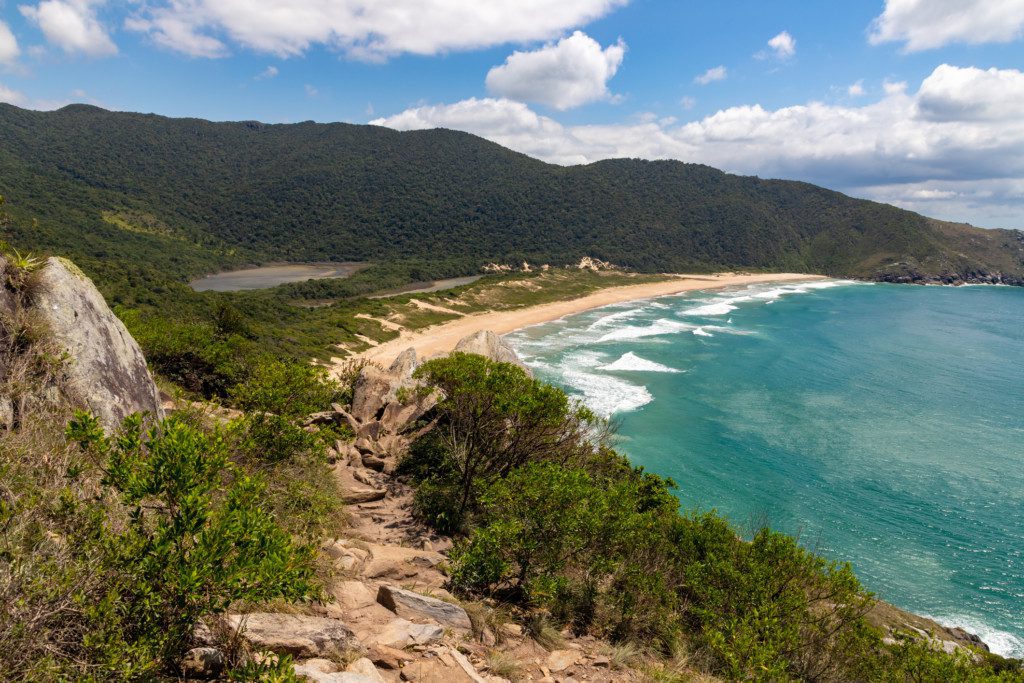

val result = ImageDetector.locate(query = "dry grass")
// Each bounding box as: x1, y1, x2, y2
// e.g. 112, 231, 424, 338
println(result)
486, 650, 525, 681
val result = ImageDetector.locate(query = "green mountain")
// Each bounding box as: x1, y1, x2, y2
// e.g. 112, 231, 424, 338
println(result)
2, 103, 1021, 292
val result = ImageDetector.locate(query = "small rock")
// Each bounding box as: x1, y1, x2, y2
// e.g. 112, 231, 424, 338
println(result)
377, 585, 472, 630
347, 657, 387, 683
500, 623, 523, 639
180, 646, 224, 679
369, 643, 416, 670
545, 650, 579, 673
362, 454, 388, 471
342, 486, 387, 504
331, 580, 378, 611
373, 618, 444, 649
592, 655, 610, 668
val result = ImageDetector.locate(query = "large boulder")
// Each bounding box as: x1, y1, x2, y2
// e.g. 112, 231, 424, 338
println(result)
454, 330, 530, 374
31, 257, 163, 430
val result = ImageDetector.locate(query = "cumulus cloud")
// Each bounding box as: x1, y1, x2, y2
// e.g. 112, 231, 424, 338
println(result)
19, 0, 117, 57
372, 64, 1024, 227
484, 31, 624, 110
767, 30, 796, 58
124, 0, 628, 60
847, 80, 866, 97
694, 65, 727, 85
256, 65, 278, 79
0, 82, 27, 105
0, 21, 21, 64
917, 64, 1024, 121
870, 0, 1024, 52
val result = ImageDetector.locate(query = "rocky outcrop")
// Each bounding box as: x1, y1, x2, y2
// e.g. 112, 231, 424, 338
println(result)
0, 255, 163, 431
453, 330, 530, 373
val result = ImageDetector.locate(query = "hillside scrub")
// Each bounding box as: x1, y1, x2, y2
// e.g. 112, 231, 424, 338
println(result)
0, 255, 342, 678
0, 407, 322, 680
405, 353, 1023, 682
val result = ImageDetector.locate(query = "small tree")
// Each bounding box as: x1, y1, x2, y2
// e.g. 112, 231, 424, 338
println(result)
413, 353, 597, 518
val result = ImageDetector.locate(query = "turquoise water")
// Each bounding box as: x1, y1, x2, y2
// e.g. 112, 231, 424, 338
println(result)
507, 281, 1024, 658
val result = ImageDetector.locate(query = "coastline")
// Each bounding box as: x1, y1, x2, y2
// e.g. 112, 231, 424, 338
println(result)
350, 272, 823, 366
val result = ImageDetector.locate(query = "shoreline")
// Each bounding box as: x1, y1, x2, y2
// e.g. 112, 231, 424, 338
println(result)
350, 272, 823, 366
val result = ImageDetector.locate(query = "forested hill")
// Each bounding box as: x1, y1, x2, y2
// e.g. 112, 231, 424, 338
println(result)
1, 102, 1022, 287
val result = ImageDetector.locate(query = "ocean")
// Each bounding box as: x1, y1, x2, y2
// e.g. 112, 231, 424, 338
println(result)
506, 280, 1024, 658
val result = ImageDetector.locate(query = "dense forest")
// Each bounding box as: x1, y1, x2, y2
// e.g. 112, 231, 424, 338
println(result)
1, 102, 1022, 302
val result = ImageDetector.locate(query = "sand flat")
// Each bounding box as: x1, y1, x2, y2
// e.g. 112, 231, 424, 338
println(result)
350, 272, 823, 366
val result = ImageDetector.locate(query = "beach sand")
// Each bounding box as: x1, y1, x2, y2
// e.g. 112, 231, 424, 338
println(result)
350, 272, 824, 367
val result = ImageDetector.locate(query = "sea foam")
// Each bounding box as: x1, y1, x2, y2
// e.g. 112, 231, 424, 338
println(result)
597, 318, 695, 342
928, 614, 1024, 659
601, 352, 682, 373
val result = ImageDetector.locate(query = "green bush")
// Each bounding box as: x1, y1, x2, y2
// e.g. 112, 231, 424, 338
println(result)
229, 358, 343, 418
123, 312, 249, 398
66, 412, 320, 679
450, 462, 683, 646
412, 353, 598, 519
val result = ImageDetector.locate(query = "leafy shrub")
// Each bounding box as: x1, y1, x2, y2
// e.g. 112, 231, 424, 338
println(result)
229, 357, 343, 418
676, 512, 875, 680
450, 462, 683, 646
66, 412, 320, 678
412, 353, 598, 519
124, 312, 249, 398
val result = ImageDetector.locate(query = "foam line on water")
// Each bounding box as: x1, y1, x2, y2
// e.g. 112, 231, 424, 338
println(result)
680, 279, 863, 317
600, 352, 682, 373
597, 318, 696, 342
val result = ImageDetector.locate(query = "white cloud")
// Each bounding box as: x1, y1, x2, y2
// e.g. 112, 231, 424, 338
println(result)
304, 84, 318, 97
372, 64, 1024, 227
680, 96, 695, 110
0, 21, 21, 64
125, 0, 629, 60
869, 0, 1024, 52
0, 82, 28, 105
694, 65, 727, 85
484, 31, 624, 110
883, 79, 907, 95
847, 80, 866, 97
19, 0, 117, 57
917, 64, 1024, 121
767, 30, 796, 58
256, 65, 278, 79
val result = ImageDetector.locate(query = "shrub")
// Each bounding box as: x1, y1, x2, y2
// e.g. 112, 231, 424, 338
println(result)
412, 353, 598, 518
66, 412, 321, 678
676, 513, 875, 681
229, 357, 343, 419
450, 462, 683, 646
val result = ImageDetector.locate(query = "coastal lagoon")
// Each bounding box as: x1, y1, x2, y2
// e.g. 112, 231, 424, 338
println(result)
508, 281, 1024, 658
190, 262, 364, 292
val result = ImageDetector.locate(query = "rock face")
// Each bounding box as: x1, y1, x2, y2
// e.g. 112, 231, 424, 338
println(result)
225, 613, 362, 658
30, 257, 163, 430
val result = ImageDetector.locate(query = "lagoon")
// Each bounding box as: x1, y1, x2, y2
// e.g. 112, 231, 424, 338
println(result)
189, 262, 365, 292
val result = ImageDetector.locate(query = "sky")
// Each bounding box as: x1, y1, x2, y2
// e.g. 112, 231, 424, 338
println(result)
0, 1, 1023, 228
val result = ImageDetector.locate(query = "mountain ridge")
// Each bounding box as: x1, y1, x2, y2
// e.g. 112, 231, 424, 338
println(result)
0, 102, 1022, 292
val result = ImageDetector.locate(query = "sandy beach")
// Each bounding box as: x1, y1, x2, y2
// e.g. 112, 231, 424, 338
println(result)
352, 272, 823, 366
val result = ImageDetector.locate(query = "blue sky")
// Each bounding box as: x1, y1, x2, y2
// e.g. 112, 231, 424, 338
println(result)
1, 1, 1023, 227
